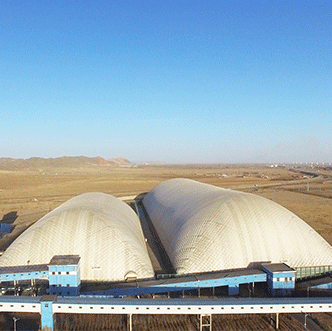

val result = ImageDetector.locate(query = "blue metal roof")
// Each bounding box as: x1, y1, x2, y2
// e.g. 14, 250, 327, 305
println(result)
1, 295, 332, 310
0, 296, 40, 304
56, 296, 332, 306
0, 264, 48, 274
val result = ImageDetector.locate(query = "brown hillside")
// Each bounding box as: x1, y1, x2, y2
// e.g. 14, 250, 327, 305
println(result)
0, 156, 131, 170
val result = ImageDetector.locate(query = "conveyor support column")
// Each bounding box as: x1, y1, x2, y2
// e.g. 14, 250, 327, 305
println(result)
40, 295, 56, 331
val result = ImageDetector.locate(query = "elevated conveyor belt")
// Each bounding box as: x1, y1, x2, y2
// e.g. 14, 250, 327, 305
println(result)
135, 200, 174, 273
0, 264, 49, 282
3, 296, 332, 314
83, 268, 267, 297
2, 295, 332, 330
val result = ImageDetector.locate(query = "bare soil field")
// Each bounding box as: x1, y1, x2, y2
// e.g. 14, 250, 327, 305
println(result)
0, 312, 40, 330
0, 164, 331, 250
0, 311, 320, 330
310, 312, 332, 330
55, 312, 305, 331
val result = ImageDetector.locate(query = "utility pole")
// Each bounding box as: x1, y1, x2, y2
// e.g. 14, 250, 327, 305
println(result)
304, 313, 308, 330
13, 317, 20, 331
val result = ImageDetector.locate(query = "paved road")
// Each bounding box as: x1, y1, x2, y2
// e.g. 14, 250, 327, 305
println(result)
231, 174, 324, 191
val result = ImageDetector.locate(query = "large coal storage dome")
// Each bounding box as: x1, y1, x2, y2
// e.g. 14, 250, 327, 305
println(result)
143, 178, 332, 275
0, 192, 154, 281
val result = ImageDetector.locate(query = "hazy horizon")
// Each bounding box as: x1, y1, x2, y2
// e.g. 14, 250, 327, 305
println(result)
0, 155, 331, 166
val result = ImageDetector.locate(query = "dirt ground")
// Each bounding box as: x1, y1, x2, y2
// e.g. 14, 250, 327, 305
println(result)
0, 164, 331, 251
54, 313, 305, 331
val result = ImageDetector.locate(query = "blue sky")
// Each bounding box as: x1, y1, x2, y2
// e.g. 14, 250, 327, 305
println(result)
1, 0, 331, 163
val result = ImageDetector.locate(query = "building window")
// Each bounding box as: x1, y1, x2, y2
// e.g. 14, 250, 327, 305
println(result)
66, 272, 69, 275
277, 278, 280, 281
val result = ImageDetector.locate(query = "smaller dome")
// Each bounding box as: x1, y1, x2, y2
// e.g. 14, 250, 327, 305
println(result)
0, 193, 154, 281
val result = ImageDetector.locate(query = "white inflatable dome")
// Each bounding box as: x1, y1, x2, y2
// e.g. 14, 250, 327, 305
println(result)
143, 178, 332, 275
0, 193, 154, 281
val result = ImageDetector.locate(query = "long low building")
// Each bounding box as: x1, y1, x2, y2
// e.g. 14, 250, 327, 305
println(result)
143, 178, 332, 278
2, 295, 332, 330
0, 193, 154, 282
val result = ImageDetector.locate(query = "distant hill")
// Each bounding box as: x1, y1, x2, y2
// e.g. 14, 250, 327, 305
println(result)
0, 156, 132, 171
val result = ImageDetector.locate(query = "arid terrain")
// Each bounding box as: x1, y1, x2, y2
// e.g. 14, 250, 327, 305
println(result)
0, 159, 331, 251
0, 158, 331, 330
